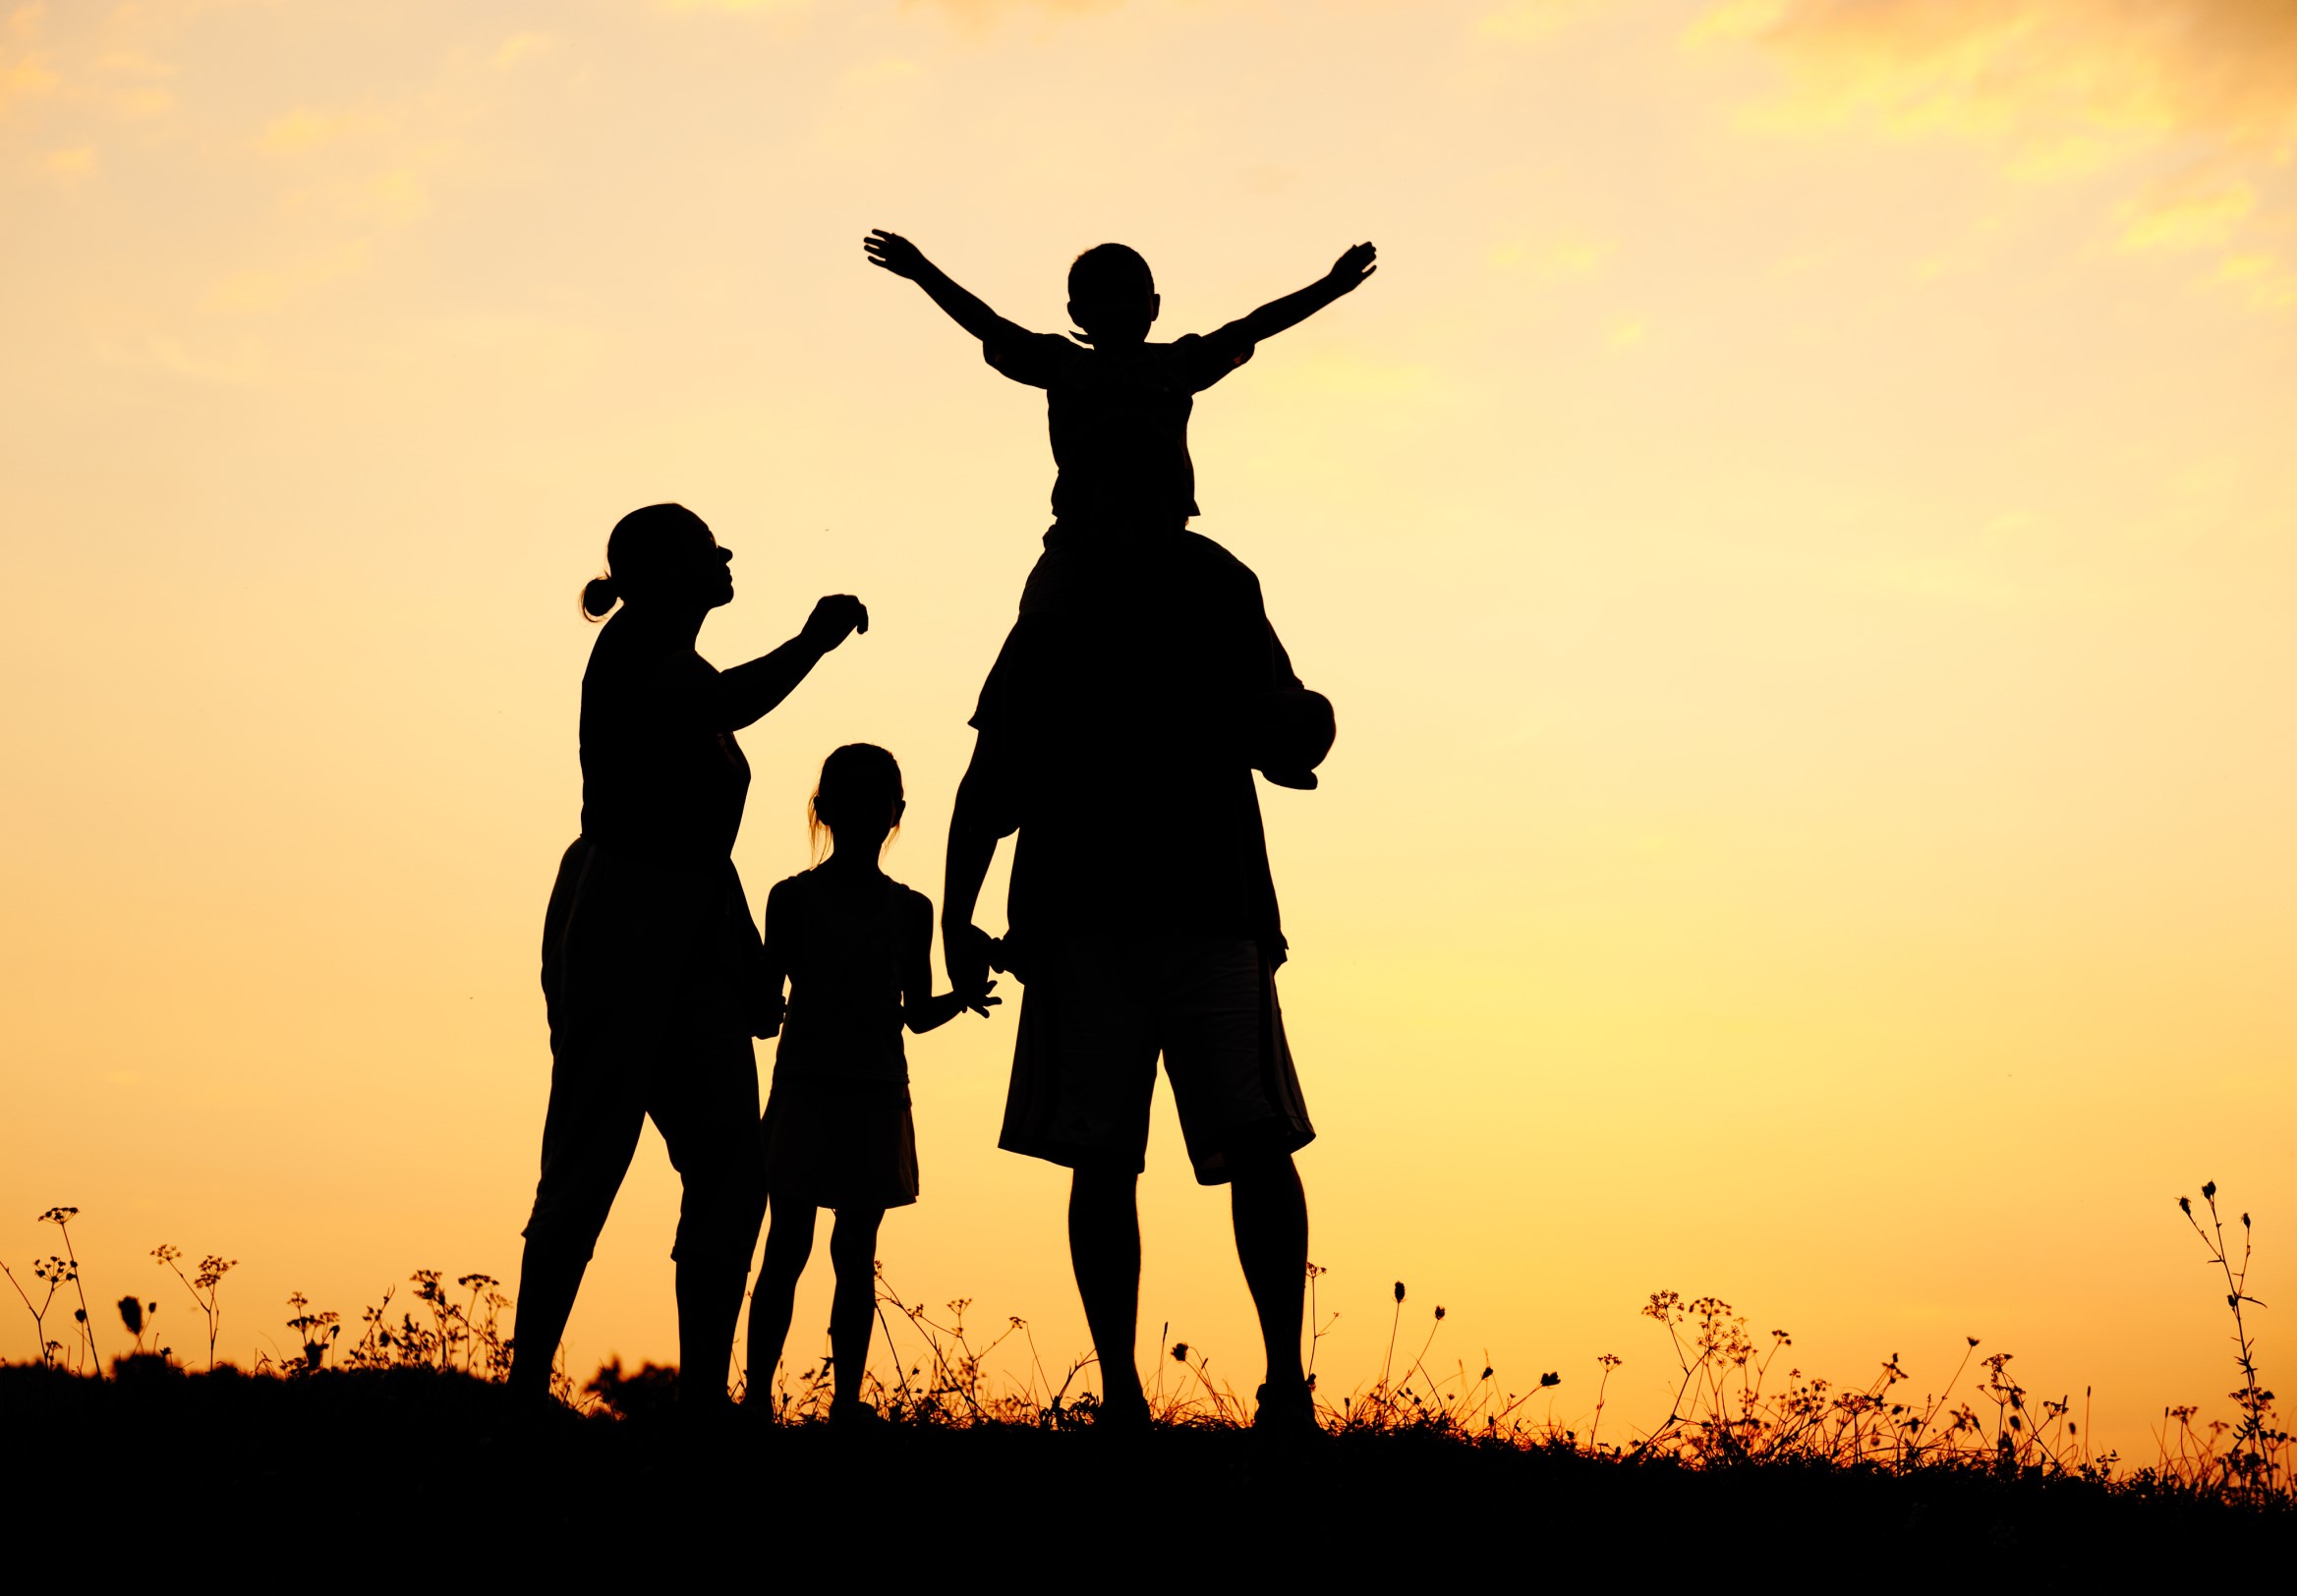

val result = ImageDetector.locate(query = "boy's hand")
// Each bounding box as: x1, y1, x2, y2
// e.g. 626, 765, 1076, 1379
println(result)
1325, 241, 1377, 293
963, 979, 1002, 1020
801, 594, 869, 652
865, 229, 930, 281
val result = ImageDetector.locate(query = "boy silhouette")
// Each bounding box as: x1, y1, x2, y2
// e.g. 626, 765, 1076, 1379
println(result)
864, 233, 1373, 781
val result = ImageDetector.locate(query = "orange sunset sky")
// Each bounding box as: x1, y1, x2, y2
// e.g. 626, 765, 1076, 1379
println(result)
4, 0, 2293, 1454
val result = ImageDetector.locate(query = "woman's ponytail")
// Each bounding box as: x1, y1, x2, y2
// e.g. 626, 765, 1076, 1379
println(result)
577, 503, 709, 622
579, 572, 620, 620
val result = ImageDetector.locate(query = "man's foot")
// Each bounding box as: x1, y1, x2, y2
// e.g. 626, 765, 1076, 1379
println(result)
1090, 1388, 1153, 1437
1252, 1379, 1319, 1438
829, 1397, 884, 1430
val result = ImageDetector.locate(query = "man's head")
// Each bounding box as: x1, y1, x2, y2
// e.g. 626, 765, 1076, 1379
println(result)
1067, 243, 1160, 347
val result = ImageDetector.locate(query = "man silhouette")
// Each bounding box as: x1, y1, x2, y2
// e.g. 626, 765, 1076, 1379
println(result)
942, 542, 1335, 1432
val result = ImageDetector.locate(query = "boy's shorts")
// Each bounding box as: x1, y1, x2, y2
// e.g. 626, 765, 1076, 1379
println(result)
998, 937, 1314, 1185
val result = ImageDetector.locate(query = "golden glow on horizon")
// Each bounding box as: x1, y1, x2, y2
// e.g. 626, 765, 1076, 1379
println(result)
2, 0, 2292, 1450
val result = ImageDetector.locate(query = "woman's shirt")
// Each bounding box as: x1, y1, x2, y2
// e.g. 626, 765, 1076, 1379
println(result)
578, 611, 750, 873
766, 869, 931, 1086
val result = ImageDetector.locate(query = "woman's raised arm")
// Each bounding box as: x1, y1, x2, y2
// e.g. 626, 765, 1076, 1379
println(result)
701, 595, 868, 731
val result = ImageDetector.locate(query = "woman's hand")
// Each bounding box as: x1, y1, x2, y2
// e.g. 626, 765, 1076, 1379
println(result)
963, 979, 1002, 1020
801, 594, 869, 653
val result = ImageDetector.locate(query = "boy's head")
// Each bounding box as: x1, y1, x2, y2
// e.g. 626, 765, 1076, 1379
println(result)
810, 742, 905, 859
1068, 243, 1160, 346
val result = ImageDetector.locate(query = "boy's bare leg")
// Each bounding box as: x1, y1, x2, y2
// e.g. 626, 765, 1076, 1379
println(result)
827, 1207, 886, 1410
745, 1198, 817, 1406
1231, 1153, 1309, 1392
1068, 1168, 1147, 1414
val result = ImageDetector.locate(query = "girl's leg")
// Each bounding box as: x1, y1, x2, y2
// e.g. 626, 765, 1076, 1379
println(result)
827, 1207, 887, 1410
744, 1197, 818, 1406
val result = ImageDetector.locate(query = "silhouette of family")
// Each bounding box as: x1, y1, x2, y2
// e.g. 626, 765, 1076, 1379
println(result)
508, 231, 1375, 1432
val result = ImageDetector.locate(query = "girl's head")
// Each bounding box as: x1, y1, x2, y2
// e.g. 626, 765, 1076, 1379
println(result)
1067, 243, 1159, 347
580, 502, 735, 620
808, 743, 905, 861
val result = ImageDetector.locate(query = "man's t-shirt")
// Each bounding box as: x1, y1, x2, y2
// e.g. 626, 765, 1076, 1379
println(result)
578, 612, 751, 873
964, 534, 1326, 968
984, 327, 1255, 530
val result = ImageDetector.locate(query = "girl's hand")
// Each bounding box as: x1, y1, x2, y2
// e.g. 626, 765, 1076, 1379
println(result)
865, 230, 929, 281
963, 980, 1001, 1020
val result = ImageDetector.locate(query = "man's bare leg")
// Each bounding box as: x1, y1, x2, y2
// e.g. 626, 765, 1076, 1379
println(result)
1068, 1167, 1147, 1418
1231, 1152, 1311, 1420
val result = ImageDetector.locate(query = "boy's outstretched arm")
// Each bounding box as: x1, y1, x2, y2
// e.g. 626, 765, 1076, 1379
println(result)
865, 229, 1030, 344
1217, 241, 1378, 346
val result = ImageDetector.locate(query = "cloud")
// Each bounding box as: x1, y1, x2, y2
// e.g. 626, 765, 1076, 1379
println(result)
1691, 1, 2297, 167
1487, 232, 1614, 279
2118, 175, 2255, 251
1477, 1, 1601, 43
907, 0, 1120, 34
206, 239, 371, 314
1693, 2, 2297, 310
490, 31, 551, 71
1, 40, 58, 117
41, 141, 92, 178
258, 107, 380, 154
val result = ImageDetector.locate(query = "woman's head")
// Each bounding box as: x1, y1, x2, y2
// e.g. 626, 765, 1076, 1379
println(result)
580, 502, 734, 620
809, 743, 905, 860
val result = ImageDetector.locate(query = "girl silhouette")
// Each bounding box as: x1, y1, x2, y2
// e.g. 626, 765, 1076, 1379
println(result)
510, 503, 866, 1407
745, 743, 996, 1421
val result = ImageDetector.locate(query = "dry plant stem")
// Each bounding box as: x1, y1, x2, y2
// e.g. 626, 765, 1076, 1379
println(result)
2180, 1182, 2279, 1495
43, 1212, 99, 1374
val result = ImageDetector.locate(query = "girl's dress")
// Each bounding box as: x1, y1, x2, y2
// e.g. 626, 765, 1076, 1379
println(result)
760, 868, 927, 1210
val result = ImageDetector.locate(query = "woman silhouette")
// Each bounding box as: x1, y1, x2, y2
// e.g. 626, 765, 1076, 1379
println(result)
509, 503, 867, 1406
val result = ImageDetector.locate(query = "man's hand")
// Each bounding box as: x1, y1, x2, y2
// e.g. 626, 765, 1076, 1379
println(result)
1325, 241, 1377, 294
945, 921, 995, 1004
800, 594, 868, 653
864, 229, 930, 281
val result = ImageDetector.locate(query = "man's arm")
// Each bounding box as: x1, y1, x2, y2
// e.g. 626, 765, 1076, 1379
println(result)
1212, 242, 1378, 348
942, 749, 1012, 1000
701, 595, 868, 731
865, 229, 1032, 345
755, 879, 794, 1039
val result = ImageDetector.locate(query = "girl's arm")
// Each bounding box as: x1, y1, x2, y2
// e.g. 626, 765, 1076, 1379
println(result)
865, 230, 1034, 345
1213, 242, 1378, 348
701, 596, 869, 731
902, 892, 997, 1034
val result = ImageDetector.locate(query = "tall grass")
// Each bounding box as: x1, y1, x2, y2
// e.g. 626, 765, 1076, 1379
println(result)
3, 1180, 2286, 1509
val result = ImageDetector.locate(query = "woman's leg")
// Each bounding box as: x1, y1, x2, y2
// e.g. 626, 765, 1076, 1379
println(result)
510, 1033, 648, 1399
828, 1207, 887, 1410
652, 1033, 767, 1407
745, 1196, 817, 1406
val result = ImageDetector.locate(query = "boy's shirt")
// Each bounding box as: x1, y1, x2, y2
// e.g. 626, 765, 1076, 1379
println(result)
983, 326, 1255, 530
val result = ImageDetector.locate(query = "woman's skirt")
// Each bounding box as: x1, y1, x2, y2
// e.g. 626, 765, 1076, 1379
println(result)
761, 1073, 919, 1211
